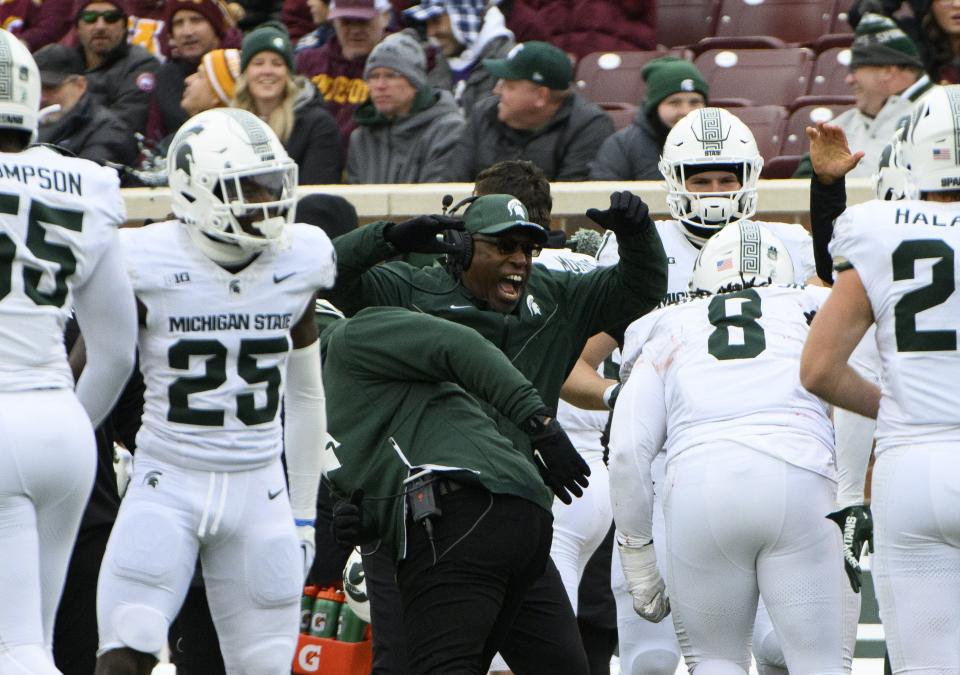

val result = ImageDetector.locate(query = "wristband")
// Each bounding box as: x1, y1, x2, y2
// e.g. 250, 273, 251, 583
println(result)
295, 518, 316, 527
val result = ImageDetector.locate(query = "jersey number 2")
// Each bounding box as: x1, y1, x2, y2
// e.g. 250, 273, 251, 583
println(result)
0, 192, 83, 307
893, 240, 956, 352
707, 289, 766, 360
167, 337, 288, 426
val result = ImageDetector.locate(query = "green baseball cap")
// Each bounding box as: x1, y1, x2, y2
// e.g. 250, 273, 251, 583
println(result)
482, 41, 572, 90
463, 194, 548, 241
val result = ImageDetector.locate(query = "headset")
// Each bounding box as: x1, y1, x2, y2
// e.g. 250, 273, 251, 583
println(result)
440, 194, 478, 274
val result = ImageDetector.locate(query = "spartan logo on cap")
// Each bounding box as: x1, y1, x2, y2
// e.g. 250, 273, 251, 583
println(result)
507, 43, 524, 60
507, 198, 527, 219
273, 37, 285, 49
680, 78, 694, 92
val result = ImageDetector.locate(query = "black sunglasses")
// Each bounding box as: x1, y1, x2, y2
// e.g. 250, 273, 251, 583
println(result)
79, 9, 125, 23
473, 234, 541, 257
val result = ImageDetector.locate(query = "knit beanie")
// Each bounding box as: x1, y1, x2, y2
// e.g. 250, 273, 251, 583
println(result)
164, 0, 234, 40
363, 32, 427, 90
201, 48, 241, 105
241, 22, 294, 72
642, 56, 709, 114
850, 13, 923, 69
74, 0, 126, 21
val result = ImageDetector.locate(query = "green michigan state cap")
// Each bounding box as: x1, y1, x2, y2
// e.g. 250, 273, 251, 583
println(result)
463, 194, 548, 241
482, 41, 573, 90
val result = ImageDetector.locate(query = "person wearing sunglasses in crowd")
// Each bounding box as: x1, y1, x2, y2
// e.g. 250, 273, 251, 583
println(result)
73, 0, 160, 136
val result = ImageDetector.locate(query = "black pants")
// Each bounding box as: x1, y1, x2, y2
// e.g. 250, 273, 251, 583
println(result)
367, 487, 588, 675
576, 527, 618, 675
54, 524, 112, 675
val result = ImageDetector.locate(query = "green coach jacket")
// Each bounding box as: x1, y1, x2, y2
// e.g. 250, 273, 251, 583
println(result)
325, 220, 668, 420
321, 307, 551, 561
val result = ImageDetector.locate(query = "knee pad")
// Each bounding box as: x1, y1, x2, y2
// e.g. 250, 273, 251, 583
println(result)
247, 534, 301, 607
752, 627, 787, 670
627, 647, 680, 675
233, 638, 295, 675
693, 660, 748, 675
108, 603, 167, 657
0, 645, 61, 675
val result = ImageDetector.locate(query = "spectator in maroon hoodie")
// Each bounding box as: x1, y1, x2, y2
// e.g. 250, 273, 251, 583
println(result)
143, 0, 239, 146
295, 0, 391, 146
0, 0, 73, 51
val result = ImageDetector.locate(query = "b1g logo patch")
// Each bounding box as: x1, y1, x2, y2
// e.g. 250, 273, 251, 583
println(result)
136, 71, 156, 92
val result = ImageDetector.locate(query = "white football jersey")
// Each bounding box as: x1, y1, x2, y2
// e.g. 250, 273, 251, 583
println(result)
620, 284, 835, 479
596, 219, 817, 304
831, 199, 960, 451
0, 146, 124, 392
122, 221, 336, 471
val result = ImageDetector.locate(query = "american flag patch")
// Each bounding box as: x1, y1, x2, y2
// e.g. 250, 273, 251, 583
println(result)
716, 257, 733, 271
934, 147, 951, 161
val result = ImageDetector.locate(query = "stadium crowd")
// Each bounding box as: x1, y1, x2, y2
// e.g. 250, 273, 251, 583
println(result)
2, 1, 960, 675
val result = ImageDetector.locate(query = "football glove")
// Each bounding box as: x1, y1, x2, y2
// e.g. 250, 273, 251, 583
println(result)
585, 191, 652, 238
619, 541, 670, 623
523, 411, 590, 505
296, 522, 315, 583
827, 504, 874, 593
112, 444, 133, 498
383, 215, 465, 254
332, 489, 375, 546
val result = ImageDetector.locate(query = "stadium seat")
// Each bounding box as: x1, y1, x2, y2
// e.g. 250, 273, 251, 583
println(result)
694, 48, 814, 107
575, 50, 671, 105
656, 0, 720, 48
781, 98, 855, 156
731, 105, 788, 163
710, 0, 836, 45
809, 47, 853, 97
601, 102, 640, 131
811, 33, 854, 54
832, 7, 854, 33
690, 35, 787, 55
763, 155, 804, 178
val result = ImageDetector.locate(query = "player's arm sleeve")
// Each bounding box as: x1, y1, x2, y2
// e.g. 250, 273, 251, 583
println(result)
810, 173, 848, 284
73, 231, 138, 428
340, 308, 546, 425
608, 357, 666, 545
563, 222, 668, 340
322, 221, 407, 315
284, 340, 325, 523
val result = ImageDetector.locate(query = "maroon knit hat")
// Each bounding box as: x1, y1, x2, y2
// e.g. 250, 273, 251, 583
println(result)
164, 0, 235, 39
74, 0, 128, 22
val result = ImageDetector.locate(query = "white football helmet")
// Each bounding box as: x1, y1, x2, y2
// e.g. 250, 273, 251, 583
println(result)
690, 221, 794, 294
873, 122, 909, 201
900, 85, 960, 197
167, 108, 298, 252
0, 29, 41, 143
659, 107, 763, 237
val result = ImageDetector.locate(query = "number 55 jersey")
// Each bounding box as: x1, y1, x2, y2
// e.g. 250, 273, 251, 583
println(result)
620, 283, 834, 479
121, 220, 336, 471
831, 199, 960, 452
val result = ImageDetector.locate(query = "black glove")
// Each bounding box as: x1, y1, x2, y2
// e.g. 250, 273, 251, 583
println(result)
827, 504, 874, 593
332, 489, 372, 546
523, 411, 591, 504
585, 191, 651, 238
383, 215, 465, 254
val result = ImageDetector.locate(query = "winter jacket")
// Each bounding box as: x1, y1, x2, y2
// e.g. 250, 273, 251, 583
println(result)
447, 91, 614, 181
81, 42, 161, 136
347, 88, 465, 184
295, 36, 370, 148
286, 79, 344, 185
2, 0, 72, 51
38, 93, 138, 168
426, 7, 515, 115
589, 108, 665, 181
144, 59, 194, 146
506, 0, 656, 61
321, 307, 550, 561
324, 217, 667, 418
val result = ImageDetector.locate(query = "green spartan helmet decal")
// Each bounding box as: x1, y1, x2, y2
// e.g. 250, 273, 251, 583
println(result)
175, 124, 205, 176
697, 108, 727, 157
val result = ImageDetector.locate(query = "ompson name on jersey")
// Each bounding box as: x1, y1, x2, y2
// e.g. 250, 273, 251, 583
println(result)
168, 313, 293, 333
0, 163, 83, 196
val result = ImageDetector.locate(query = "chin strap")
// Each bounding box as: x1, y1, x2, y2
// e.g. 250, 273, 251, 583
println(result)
186, 225, 258, 266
